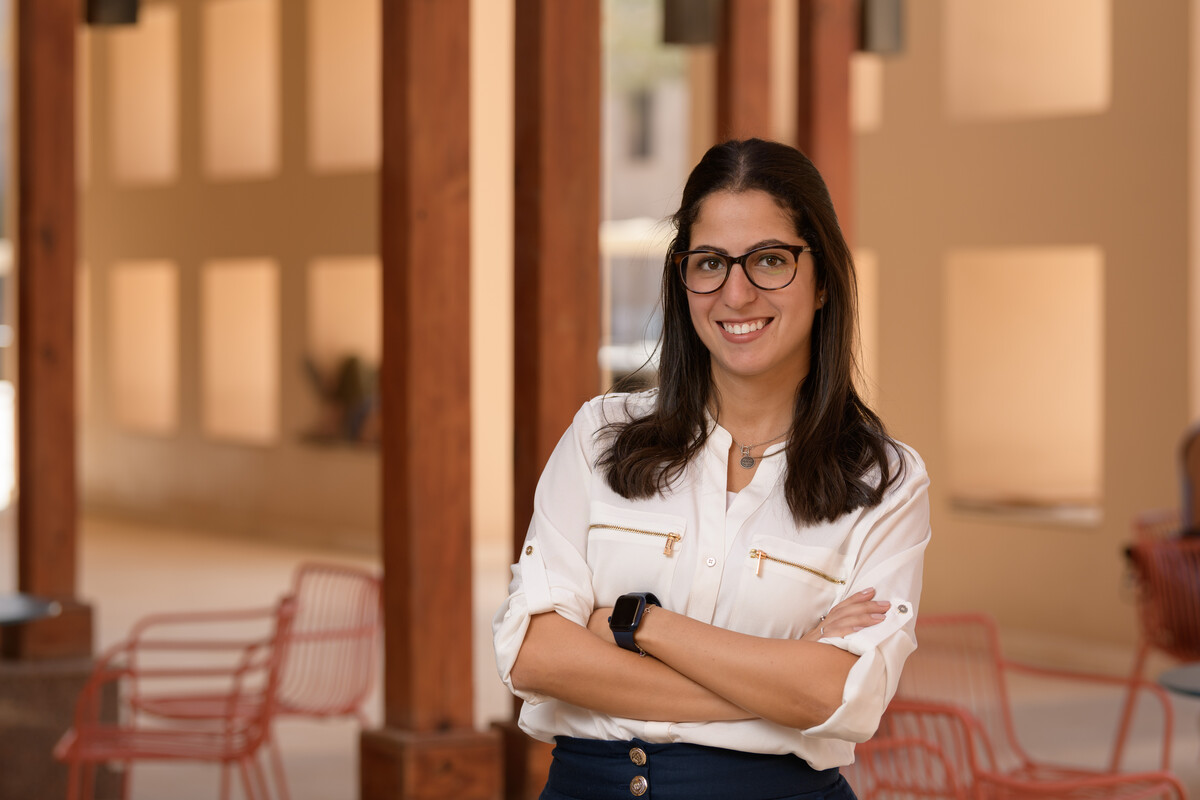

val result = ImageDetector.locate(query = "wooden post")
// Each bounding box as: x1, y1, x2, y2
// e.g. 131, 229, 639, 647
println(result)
361, 1, 500, 798
7, 0, 93, 661
796, 0, 858, 243
716, 0, 773, 141
501, 1, 602, 797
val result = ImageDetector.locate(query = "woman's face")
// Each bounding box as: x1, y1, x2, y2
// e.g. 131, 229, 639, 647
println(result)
685, 189, 822, 389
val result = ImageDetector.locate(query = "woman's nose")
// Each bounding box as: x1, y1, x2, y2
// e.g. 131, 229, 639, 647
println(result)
721, 262, 758, 306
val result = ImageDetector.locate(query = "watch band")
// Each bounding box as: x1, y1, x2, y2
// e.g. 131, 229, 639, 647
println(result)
609, 592, 661, 656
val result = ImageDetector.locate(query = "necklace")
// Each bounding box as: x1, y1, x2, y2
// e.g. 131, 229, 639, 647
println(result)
734, 431, 790, 469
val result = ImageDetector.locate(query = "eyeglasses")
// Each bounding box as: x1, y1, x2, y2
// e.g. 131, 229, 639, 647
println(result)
673, 244, 815, 294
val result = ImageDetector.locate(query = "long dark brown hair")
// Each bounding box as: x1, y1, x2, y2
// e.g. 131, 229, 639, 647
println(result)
597, 138, 901, 524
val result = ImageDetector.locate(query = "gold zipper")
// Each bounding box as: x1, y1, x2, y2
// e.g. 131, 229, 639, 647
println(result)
748, 548, 845, 584
589, 523, 682, 555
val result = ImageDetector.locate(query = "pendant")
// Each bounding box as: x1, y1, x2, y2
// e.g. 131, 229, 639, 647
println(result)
739, 447, 755, 469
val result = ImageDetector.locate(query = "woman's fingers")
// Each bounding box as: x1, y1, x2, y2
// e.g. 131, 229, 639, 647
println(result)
805, 589, 891, 640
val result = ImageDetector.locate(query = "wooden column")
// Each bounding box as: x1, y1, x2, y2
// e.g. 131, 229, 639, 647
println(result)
7, 0, 92, 661
360, 1, 500, 798
796, 0, 858, 243
716, 0, 773, 141
501, 1, 602, 798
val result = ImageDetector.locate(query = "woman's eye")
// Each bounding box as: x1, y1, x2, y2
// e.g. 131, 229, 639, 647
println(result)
755, 253, 787, 269
697, 257, 725, 272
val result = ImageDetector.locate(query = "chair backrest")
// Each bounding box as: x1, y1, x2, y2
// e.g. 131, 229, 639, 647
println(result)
275, 562, 381, 719
893, 613, 1028, 776
1128, 516, 1200, 663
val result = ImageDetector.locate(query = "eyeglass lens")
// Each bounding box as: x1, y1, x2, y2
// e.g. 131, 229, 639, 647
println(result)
680, 246, 800, 293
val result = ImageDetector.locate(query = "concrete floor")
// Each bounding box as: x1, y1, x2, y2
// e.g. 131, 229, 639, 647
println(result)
2, 512, 1198, 798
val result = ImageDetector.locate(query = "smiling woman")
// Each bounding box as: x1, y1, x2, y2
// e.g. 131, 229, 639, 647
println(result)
681, 190, 822, 395
494, 139, 931, 800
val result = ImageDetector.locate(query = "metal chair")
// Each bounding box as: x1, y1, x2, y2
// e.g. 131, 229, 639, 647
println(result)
126, 562, 382, 799
846, 715, 969, 800
854, 612, 1185, 799
55, 597, 297, 800
1114, 511, 1200, 766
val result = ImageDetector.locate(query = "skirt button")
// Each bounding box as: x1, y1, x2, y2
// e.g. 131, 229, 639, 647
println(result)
629, 747, 647, 766
629, 775, 648, 796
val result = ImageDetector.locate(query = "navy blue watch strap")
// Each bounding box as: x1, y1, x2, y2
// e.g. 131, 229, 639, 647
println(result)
610, 592, 661, 655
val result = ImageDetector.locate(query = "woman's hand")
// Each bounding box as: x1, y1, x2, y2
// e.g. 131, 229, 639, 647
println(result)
588, 606, 615, 641
801, 588, 890, 643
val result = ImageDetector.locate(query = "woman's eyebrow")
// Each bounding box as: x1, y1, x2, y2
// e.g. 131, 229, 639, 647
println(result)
690, 238, 792, 254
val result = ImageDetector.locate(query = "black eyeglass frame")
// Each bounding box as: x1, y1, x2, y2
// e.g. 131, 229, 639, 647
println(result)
672, 244, 816, 294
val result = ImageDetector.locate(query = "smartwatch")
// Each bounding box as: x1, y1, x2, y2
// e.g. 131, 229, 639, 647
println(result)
608, 592, 661, 656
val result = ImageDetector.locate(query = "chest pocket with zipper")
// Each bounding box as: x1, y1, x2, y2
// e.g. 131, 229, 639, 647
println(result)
729, 534, 846, 638
587, 501, 686, 605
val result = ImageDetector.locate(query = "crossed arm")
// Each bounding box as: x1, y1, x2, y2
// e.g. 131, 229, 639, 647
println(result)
509, 588, 889, 729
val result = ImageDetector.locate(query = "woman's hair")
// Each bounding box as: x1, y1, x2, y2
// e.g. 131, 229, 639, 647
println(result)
597, 138, 901, 524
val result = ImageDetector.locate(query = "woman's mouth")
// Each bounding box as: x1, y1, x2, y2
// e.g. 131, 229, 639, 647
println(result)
720, 319, 768, 335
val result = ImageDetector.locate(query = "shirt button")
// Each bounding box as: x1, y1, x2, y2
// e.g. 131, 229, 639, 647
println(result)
629, 775, 648, 796
898, 604, 909, 613
705, 556, 717, 567
525, 545, 533, 555
629, 746, 647, 766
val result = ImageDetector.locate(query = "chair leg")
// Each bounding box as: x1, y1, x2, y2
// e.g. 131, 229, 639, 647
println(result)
266, 731, 291, 800
1111, 641, 1151, 771
66, 760, 82, 800
81, 761, 96, 800
219, 758, 233, 800
239, 755, 270, 800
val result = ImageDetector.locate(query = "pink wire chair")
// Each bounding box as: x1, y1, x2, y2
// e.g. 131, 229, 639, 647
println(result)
1114, 511, 1200, 767
846, 716, 969, 800
853, 612, 1185, 799
127, 562, 382, 800
55, 598, 297, 800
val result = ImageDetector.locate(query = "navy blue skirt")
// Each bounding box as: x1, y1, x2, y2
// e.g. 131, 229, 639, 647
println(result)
539, 737, 857, 800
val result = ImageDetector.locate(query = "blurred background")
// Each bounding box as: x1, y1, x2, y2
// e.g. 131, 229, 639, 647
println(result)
0, 0, 1198, 796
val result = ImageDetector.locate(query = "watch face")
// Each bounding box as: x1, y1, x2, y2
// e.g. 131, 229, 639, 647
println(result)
610, 594, 642, 629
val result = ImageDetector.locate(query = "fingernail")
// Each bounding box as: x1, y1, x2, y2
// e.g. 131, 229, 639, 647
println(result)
859, 588, 874, 596
870, 613, 886, 620
852, 626, 864, 632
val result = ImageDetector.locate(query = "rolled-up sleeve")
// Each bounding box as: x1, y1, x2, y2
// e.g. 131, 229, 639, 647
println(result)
803, 448, 931, 743
492, 402, 600, 703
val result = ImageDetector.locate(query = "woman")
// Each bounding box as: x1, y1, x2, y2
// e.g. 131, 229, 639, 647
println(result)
493, 139, 930, 799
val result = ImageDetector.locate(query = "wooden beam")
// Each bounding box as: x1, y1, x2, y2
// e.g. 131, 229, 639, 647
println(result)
512, 0, 601, 559
502, 1, 601, 797
362, 0, 499, 797
716, 0, 773, 141
7, 0, 92, 660
796, 0, 858, 243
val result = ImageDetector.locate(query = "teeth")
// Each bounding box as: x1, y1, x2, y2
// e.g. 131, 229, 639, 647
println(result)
722, 320, 766, 335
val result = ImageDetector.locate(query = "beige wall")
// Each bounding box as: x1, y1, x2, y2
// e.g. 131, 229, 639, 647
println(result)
79, 0, 381, 550
78, 0, 518, 559
856, 1, 1189, 644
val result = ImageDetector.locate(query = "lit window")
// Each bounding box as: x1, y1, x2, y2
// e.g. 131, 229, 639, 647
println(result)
944, 246, 1104, 517
201, 260, 280, 443
109, 260, 179, 434
202, 0, 280, 178
109, 4, 179, 184
944, 0, 1111, 121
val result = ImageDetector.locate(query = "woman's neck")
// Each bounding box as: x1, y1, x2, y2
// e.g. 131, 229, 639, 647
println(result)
708, 371, 801, 446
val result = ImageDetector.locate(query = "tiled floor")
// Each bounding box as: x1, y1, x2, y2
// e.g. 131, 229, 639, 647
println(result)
2, 512, 1198, 798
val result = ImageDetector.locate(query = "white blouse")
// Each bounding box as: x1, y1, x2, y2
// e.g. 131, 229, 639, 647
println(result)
492, 390, 931, 770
